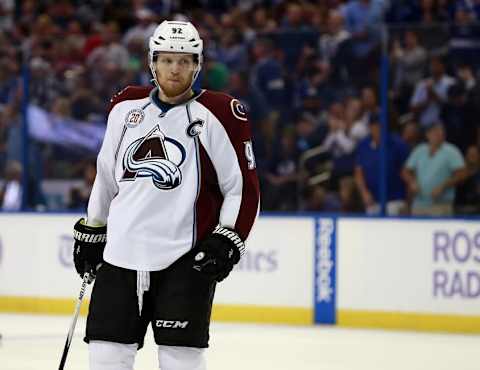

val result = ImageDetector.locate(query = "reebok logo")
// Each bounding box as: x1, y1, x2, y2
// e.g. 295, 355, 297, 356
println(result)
155, 320, 189, 329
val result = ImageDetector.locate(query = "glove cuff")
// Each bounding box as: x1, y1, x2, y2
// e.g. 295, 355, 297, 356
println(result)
212, 225, 245, 257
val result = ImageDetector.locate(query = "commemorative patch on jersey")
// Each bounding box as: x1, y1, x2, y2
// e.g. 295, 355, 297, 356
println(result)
230, 99, 248, 122
125, 109, 145, 128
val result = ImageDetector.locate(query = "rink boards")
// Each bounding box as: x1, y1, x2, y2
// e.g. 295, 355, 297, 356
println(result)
0, 214, 479, 333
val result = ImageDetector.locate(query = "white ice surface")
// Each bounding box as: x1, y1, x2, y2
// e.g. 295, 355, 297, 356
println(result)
0, 313, 478, 370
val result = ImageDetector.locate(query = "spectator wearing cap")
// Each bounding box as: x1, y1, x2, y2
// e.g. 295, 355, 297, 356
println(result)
402, 121, 467, 216
354, 112, 409, 215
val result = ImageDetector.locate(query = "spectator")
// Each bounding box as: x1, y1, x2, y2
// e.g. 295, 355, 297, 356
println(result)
0, 0, 14, 31
454, 145, 480, 214
391, 30, 427, 114
303, 184, 340, 211
410, 56, 455, 128
456, 63, 480, 146
441, 81, 478, 153
402, 121, 467, 216
281, 3, 311, 31
315, 9, 351, 86
408, 0, 450, 23
319, 10, 351, 65
68, 161, 96, 210
249, 37, 287, 113
275, 3, 318, 71
401, 119, 422, 150
345, 96, 369, 142
322, 101, 356, 183
295, 112, 325, 153
339, 176, 364, 213
86, 22, 130, 71
354, 112, 409, 215
457, 63, 478, 92
0, 160, 22, 211
294, 55, 332, 116
250, 6, 277, 36
204, 60, 230, 91
0, 57, 20, 106
359, 85, 379, 124
28, 57, 63, 109
122, 8, 157, 48
341, 0, 385, 86
449, 5, 480, 67
215, 31, 248, 73
262, 127, 299, 211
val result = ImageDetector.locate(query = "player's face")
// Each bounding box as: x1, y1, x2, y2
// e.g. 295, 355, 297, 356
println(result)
154, 53, 196, 97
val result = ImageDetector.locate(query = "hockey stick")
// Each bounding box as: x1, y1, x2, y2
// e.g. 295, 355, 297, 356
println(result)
58, 272, 90, 370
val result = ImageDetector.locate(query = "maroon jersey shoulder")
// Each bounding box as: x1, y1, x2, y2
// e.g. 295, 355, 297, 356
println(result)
108, 85, 154, 114
197, 90, 249, 127
197, 91, 259, 241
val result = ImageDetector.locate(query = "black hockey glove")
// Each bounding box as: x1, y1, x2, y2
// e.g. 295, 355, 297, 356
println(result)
73, 218, 107, 283
193, 226, 244, 282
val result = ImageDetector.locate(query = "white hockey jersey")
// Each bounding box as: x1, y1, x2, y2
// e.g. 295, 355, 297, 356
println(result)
87, 86, 260, 271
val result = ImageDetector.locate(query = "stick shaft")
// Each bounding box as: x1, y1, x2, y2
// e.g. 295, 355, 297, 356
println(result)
58, 273, 90, 370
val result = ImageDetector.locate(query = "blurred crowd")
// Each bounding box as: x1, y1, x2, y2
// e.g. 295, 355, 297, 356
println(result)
0, 0, 479, 216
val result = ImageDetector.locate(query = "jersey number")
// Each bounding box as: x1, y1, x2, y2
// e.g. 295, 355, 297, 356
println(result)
122, 136, 167, 179
244, 141, 256, 170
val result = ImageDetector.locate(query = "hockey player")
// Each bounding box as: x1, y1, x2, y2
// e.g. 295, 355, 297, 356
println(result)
72, 20, 260, 370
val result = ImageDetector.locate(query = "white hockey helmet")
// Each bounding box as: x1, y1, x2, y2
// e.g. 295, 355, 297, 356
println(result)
148, 20, 203, 88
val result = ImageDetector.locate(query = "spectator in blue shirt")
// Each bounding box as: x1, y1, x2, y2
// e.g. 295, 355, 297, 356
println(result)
249, 38, 287, 113
401, 121, 467, 216
342, 0, 385, 55
354, 112, 410, 215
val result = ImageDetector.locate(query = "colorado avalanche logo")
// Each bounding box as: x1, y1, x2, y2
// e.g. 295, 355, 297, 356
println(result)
230, 99, 248, 121
121, 125, 186, 190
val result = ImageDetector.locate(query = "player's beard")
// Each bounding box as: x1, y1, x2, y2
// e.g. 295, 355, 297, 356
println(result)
159, 72, 194, 98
